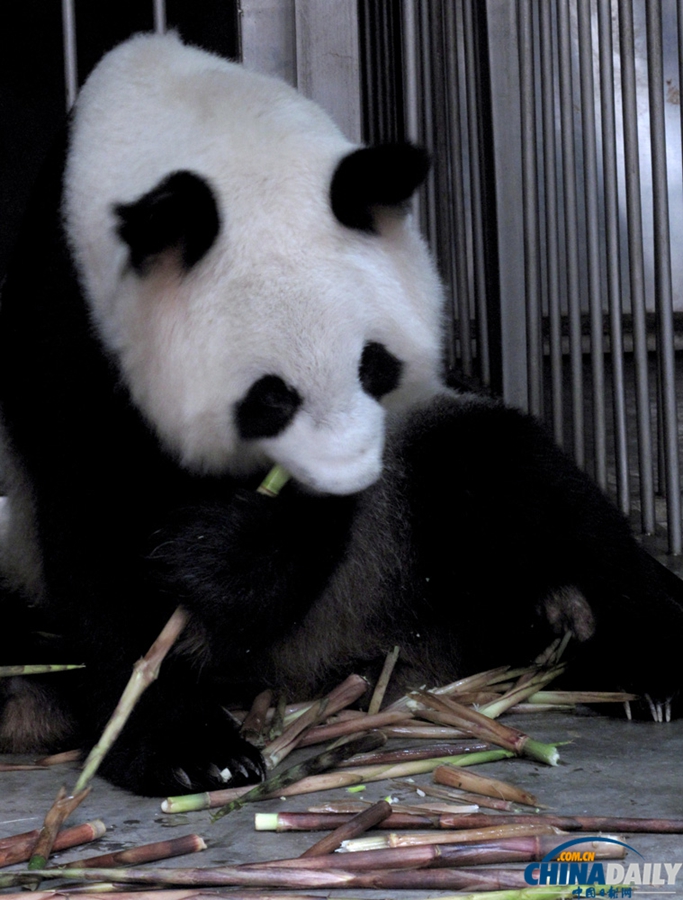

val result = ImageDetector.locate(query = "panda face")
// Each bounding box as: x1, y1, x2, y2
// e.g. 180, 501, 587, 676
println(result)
64, 33, 445, 495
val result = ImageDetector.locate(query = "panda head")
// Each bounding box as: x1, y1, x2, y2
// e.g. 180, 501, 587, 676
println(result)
64, 33, 445, 495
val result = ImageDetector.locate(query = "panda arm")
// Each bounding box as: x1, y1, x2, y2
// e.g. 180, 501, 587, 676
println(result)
148, 485, 357, 665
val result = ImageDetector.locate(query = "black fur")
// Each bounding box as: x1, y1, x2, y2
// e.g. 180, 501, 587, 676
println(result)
359, 341, 403, 399
115, 170, 220, 272
331, 143, 431, 232
236, 375, 303, 440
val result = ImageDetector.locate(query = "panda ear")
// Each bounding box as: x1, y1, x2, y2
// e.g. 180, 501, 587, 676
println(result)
114, 170, 220, 274
330, 143, 430, 233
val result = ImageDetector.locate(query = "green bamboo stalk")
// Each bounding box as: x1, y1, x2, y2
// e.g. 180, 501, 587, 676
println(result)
0, 664, 84, 677
163, 747, 513, 814
211, 731, 386, 820
256, 464, 291, 497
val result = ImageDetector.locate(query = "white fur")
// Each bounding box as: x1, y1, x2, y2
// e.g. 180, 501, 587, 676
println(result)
64, 33, 445, 493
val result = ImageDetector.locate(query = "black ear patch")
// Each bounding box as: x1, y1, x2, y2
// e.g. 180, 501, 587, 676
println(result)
115, 170, 220, 274
330, 143, 431, 232
359, 341, 403, 399
236, 375, 302, 440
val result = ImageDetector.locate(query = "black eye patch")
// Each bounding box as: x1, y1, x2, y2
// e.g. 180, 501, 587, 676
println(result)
115, 170, 220, 274
359, 342, 403, 399
236, 375, 302, 439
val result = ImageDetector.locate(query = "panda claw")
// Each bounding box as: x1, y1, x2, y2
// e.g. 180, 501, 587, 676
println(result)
174, 767, 193, 789
623, 700, 632, 721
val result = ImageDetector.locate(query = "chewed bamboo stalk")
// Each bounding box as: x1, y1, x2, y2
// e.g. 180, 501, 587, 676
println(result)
0, 821, 105, 869
338, 739, 488, 767
296, 709, 410, 747
28, 786, 92, 870
0, 762, 49, 771
340, 821, 562, 851
411, 691, 560, 766
0, 664, 84, 677
210, 732, 386, 820
298, 799, 392, 857
262, 698, 328, 769
478, 666, 565, 719
381, 723, 470, 739
527, 690, 639, 704
67, 834, 207, 868
402, 780, 519, 811
367, 645, 400, 714
433, 763, 542, 808
163, 748, 512, 813
34, 749, 82, 767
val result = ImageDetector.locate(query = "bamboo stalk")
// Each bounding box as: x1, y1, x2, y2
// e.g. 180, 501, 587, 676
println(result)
400, 780, 519, 811
412, 692, 560, 765
34, 749, 82, 767
0, 763, 48, 771
255, 464, 290, 496
338, 739, 488, 766
67, 834, 207, 868
296, 709, 410, 747
380, 723, 469, 738
28, 786, 91, 870
423, 813, 683, 833
478, 666, 565, 719
0, 821, 105, 868
0, 864, 558, 892
75, 606, 189, 794
11, 833, 624, 886
0, 665, 84, 677
267, 691, 287, 742
262, 698, 327, 769
434, 764, 541, 808
163, 748, 512, 813
255, 834, 625, 870
210, 731, 386, 819
340, 821, 562, 851
0, 893, 212, 900
298, 799, 392, 857
367, 645, 400, 714
527, 690, 639, 704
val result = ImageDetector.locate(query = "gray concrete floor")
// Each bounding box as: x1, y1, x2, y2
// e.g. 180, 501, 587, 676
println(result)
1, 710, 682, 896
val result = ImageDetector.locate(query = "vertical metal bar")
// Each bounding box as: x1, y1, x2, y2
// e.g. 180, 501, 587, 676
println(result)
597, 0, 630, 516
577, 0, 606, 489
462, 0, 491, 386
539, 1, 563, 446
557, 0, 584, 467
402, 1, 425, 234
444, 0, 472, 376
618, 0, 656, 535
485, 0, 528, 410
645, 0, 681, 554
61, 0, 78, 110
518, 0, 542, 418
153, 0, 167, 34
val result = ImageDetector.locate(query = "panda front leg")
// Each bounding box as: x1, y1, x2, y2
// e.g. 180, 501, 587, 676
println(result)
393, 393, 683, 714
91, 484, 356, 796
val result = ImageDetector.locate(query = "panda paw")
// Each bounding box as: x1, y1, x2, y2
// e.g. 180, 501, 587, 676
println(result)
97, 701, 266, 796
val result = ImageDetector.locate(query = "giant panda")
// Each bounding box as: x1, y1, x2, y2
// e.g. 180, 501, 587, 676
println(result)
1, 32, 682, 796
